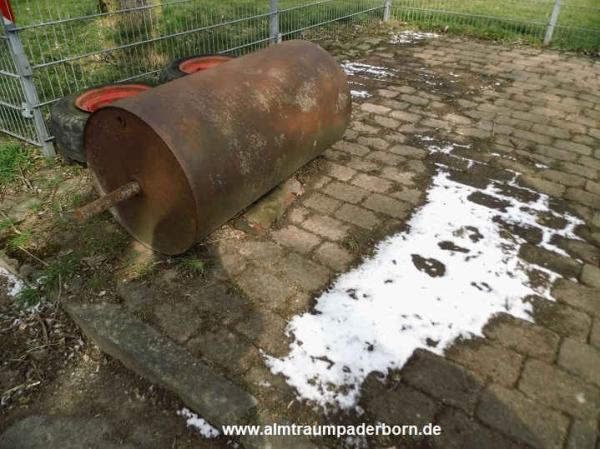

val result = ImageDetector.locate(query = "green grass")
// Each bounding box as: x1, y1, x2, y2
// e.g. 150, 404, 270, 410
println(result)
0, 142, 34, 189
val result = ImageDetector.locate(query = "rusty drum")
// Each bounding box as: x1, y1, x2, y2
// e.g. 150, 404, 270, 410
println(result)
84, 40, 351, 255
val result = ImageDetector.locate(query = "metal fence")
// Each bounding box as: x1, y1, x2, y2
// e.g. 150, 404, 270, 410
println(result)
0, 0, 598, 156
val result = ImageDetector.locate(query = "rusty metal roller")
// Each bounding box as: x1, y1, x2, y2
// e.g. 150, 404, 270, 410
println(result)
81, 40, 351, 255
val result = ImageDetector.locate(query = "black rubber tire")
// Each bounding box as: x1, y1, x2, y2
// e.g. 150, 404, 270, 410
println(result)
158, 54, 236, 83
50, 83, 152, 164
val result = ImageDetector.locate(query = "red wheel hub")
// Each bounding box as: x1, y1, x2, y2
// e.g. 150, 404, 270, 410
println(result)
76, 84, 151, 113
178, 55, 234, 74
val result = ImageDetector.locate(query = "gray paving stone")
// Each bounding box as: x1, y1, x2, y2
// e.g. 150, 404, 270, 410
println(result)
552, 279, 600, 316
433, 408, 522, 449
322, 161, 357, 181
389, 144, 427, 159
271, 225, 321, 254
519, 244, 582, 278
65, 303, 256, 427
558, 338, 600, 388
304, 192, 342, 214
276, 252, 330, 294
566, 420, 598, 449
447, 339, 524, 387
402, 349, 484, 413
531, 298, 592, 342
321, 181, 370, 204
334, 203, 381, 229
581, 264, 600, 288
363, 193, 410, 219
519, 359, 600, 419
483, 314, 560, 362
519, 175, 566, 198
361, 103, 391, 115
351, 173, 394, 193
301, 215, 349, 241
477, 384, 569, 449
362, 377, 439, 427
314, 242, 354, 271
591, 319, 600, 349
236, 265, 295, 307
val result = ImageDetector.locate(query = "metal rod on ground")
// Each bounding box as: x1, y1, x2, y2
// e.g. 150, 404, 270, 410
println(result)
269, 0, 281, 44
71, 181, 142, 223
544, 0, 561, 46
383, 0, 392, 22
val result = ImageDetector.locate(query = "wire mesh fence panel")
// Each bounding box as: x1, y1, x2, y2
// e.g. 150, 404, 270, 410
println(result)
1, 0, 598, 149
0, 25, 39, 144
391, 0, 600, 50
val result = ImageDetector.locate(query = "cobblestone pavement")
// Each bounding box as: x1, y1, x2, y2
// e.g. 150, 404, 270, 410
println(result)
114, 33, 600, 448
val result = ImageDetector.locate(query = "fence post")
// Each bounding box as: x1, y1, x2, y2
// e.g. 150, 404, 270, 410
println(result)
3, 21, 55, 157
544, 0, 561, 46
269, 0, 281, 44
383, 0, 392, 22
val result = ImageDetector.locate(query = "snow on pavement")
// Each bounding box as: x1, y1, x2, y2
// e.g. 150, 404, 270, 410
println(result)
267, 154, 582, 409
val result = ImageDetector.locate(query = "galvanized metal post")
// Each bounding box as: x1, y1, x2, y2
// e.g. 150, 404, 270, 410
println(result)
3, 21, 55, 156
544, 0, 561, 46
383, 0, 392, 22
269, 0, 281, 44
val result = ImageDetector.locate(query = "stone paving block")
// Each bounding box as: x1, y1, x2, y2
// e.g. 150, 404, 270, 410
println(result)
366, 150, 405, 166
519, 244, 582, 278
373, 115, 400, 129
361, 376, 439, 427
233, 308, 291, 357
271, 225, 321, 254
560, 162, 598, 180
363, 193, 410, 219
531, 124, 570, 139
334, 203, 381, 230
304, 192, 342, 215
188, 327, 262, 375
433, 408, 522, 449
389, 110, 422, 123
380, 166, 415, 186
237, 239, 286, 263
351, 173, 394, 193
552, 279, 600, 316
551, 236, 600, 265
554, 140, 593, 156
288, 206, 310, 224
581, 264, 600, 288
518, 359, 600, 419
483, 313, 560, 362
357, 136, 390, 151
65, 303, 256, 427
587, 180, 600, 196
332, 141, 370, 157
236, 265, 296, 307
360, 103, 391, 115
477, 384, 569, 449
402, 349, 484, 413
351, 121, 379, 135
519, 175, 566, 198
301, 215, 349, 241
566, 420, 598, 449
346, 157, 380, 173
314, 242, 354, 272
530, 298, 592, 342
322, 161, 357, 181
389, 144, 427, 159
535, 145, 579, 162
565, 188, 600, 209
276, 252, 330, 294
321, 181, 370, 204
558, 338, 600, 388
446, 339, 524, 386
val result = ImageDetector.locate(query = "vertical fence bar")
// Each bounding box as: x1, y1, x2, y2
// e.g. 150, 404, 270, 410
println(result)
544, 0, 561, 46
269, 0, 281, 44
2, 20, 55, 156
383, 0, 392, 22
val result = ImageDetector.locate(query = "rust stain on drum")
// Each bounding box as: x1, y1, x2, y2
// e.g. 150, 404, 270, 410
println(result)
84, 40, 351, 255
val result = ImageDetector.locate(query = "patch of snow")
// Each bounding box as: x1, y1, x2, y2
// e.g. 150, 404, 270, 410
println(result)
390, 30, 439, 44
0, 266, 24, 297
351, 90, 371, 99
267, 156, 582, 409
177, 408, 220, 438
341, 62, 396, 80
